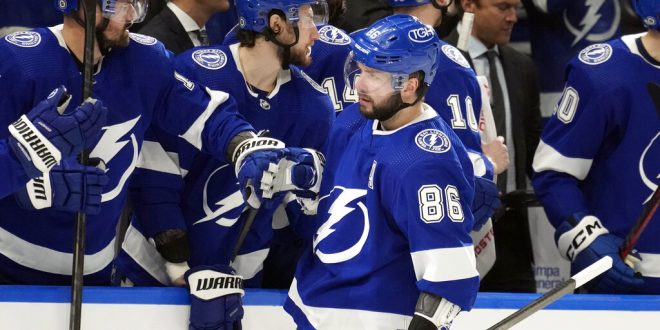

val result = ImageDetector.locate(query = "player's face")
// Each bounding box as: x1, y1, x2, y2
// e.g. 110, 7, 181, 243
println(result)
355, 63, 403, 121
99, 1, 140, 48
288, 5, 321, 66
468, 0, 519, 47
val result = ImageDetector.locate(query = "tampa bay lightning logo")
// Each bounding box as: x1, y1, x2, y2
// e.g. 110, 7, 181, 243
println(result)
129, 33, 157, 45
192, 49, 227, 70
90, 116, 141, 203
408, 25, 435, 43
563, 1, 620, 46
318, 26, 351, 45
441, 44, 470, 69
578, 43, 612, 65
415, 129, 451, 154
5, 31, 41, 47
194, 164, 246, 227
640, 133, 659, 203
313, 187, 369, 264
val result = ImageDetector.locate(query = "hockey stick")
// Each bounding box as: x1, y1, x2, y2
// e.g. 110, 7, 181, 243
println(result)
70, 1, 96, 329
619, 187, 660, 259
486, 256, 613, 330
231, 208, 259, 262
618, 82, 660, 258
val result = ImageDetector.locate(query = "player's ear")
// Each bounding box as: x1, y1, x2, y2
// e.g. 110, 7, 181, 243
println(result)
401, 77, 420, 104
268, 12, 285, 34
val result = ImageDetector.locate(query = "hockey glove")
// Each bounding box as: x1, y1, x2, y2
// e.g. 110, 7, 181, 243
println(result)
185, 264, 244, 330
556, 215, 645, 293
409, 292, 460, 330
8, 86, 107, 178
278, 147, 325, 199
471, 177, 501, 231
233, 135, 324, 209
15, 159, 109, 214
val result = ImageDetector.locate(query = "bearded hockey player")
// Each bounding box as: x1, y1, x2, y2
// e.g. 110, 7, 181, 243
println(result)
0, 0, 320, 286
284, 15, 479, 330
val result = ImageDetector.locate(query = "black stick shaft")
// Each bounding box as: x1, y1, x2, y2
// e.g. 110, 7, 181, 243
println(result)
70, 1, 96, 329
620, 187, 660, 259
231, 208, 259, 262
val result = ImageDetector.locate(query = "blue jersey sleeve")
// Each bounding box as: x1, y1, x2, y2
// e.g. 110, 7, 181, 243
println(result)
532, 60, 613, 227
0, 139, 33, 197
385, 157, 479, 310
130, 127, 189, 237
0, 39, 44, 196
149, 44, 253, 161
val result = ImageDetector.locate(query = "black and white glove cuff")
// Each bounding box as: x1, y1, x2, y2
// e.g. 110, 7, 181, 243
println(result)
557, 215, 609, 261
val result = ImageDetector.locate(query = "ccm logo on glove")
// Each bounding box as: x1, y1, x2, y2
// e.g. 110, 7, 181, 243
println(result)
558, 216, 608, 261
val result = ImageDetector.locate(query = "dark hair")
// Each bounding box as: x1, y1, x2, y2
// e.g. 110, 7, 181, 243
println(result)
238, 9, 287, 47
409, 70, 429, 101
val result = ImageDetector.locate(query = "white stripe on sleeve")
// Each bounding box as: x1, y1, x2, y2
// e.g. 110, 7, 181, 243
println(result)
532, 140, 593, 180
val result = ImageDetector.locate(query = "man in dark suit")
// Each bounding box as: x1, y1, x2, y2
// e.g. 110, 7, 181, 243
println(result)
446, 0, 542, 292
139, 0, 230, 54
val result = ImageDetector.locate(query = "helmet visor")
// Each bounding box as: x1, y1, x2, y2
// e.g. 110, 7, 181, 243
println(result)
294, 1, 329, 29
101, 0, 149, 24
344, 51, 408, 94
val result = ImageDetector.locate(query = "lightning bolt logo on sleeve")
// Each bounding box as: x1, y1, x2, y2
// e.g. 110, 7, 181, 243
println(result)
313, 187, 369, 264
89, 115, 141, 202
194, 164, 246, 227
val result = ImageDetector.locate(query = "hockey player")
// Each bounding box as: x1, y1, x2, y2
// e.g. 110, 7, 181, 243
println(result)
116, 0, 332, 328
532, 0, 660, 294
0, 86, 106, 199
0, 0, 320, 286
285, 15, 479, 329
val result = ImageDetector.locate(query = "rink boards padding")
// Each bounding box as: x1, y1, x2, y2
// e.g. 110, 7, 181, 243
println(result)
0, 286, 658, 329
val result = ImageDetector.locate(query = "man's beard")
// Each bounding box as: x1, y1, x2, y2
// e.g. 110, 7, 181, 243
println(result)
288, 44, 311, 67
100, 26, 131, 50
360, 93, 404, 122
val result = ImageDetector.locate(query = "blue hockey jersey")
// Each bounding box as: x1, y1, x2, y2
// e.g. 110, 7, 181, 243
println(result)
285, 103, 479, 329
303, 25, 355, 112
304, 27, 493, 179
522, 0, 622, 117
223, 24, 355, 113
532, 34, 660, 292
117, 42, 334, 285
424, 41, 493, 179
0, 27, 251, 285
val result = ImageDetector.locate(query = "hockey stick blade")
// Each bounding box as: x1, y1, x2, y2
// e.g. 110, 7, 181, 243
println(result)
487, 256, 613, 330
70, 1, 96, 330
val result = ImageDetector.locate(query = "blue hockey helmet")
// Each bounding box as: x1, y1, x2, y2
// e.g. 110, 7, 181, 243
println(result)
633, 0, 660, 30
54, 0, 149, 23
345, 14, 440, 92
236, 0, 329, 33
